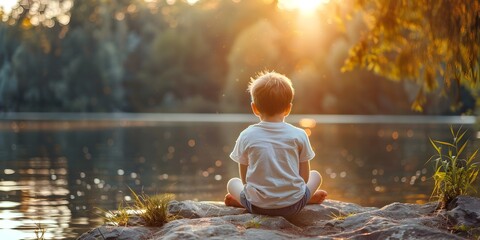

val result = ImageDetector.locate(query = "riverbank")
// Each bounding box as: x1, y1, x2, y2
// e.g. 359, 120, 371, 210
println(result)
78, 196, 480, 239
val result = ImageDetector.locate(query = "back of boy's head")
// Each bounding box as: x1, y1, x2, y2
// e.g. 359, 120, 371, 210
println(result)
248, 71, 294, 116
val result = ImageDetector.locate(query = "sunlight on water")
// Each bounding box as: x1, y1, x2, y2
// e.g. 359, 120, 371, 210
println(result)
299, 118, 317, 128
0, 156, 82, 239
0, 201, 20, 208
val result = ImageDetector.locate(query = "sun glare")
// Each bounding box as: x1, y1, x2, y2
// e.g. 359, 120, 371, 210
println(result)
278, 0, 329, 15
0, 0, 18, 14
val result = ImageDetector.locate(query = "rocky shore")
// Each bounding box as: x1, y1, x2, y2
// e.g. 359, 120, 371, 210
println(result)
78, 196, 480, 239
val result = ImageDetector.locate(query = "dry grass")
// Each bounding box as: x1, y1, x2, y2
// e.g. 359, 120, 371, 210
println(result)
244, 217, 266, 229
34, 223, 45, 240
97, 188, 175, 227
97, 202, 131, 226
129, 188, 175, 227
329, 211, 356, 221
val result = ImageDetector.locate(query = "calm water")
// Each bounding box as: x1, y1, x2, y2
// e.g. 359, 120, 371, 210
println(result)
0, 113, 478, 239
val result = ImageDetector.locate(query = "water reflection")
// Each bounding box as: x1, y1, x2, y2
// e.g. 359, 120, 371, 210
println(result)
0, 115, 477, 239
0, 157, 76, 239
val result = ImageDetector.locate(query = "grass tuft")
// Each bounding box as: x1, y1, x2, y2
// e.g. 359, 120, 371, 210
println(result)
329, 211, 355, 221
244, 217, 266, 229
34, 223, 45, 240
97, 202, 131, 226
451, 224, 480, 239
428, 126, 480, 209
129, 187, 175, 227
97, 187, 175, 227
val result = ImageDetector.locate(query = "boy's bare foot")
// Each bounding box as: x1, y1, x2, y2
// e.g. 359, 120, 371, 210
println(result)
308, 190, 328, 204
224, 193, 244, 208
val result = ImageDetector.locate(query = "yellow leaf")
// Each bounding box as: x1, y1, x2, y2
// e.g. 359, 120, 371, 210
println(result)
411, 100, 423, 112
22, 18, 32, 29
411, 88, 426, 112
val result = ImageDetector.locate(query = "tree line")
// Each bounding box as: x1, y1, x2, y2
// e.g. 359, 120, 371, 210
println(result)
0, 0, 477, 114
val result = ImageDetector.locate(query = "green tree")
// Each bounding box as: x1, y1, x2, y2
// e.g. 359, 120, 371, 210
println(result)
60, 0, 133, 111
1, 0, 472, 114
0, 23, 18, 111
340, 0, 480, 111
222, 19, 285, 113
138, 0, 276, 112
136, 0, 221, 112
0, 0, 70, 111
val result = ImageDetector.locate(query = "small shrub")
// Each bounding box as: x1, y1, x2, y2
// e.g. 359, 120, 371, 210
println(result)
428, 126, 480, 209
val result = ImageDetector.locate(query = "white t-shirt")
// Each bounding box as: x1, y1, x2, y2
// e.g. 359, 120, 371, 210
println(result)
230, 121, 315, 209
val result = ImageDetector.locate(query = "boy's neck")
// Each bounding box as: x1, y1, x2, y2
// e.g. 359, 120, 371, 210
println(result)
259, 113, 285, 122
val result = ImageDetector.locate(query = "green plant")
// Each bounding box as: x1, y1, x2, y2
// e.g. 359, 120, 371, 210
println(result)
451, 224, 480, 239
428, 126, 480, 208
34, 223, 45, 240
129, 187, 175, 227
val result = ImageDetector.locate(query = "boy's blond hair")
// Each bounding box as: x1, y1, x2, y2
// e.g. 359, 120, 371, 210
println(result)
248, 71, 294, 116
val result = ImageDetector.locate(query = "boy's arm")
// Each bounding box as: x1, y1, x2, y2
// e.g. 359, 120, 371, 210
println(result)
299, 161, 310, 183
239, 163, 248, 184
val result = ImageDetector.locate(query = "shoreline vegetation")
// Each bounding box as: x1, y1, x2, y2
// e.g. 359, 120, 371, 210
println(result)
429, 126, 480, 209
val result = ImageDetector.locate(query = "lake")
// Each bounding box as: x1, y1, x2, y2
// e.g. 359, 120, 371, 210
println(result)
0, 113, 477, 239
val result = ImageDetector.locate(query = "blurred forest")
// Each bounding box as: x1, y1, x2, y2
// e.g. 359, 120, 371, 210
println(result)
0, 0, 477, 114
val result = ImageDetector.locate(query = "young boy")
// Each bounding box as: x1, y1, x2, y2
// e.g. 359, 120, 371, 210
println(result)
224, 71, 327, 217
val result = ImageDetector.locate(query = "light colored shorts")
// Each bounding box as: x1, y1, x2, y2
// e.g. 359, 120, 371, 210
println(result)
239, 187, 311, 217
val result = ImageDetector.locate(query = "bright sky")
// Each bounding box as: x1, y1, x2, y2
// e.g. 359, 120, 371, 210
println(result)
0, 0, 17, 14
0, 0, 330, 19
278, 0, 330, 15
0, 0, 331, 13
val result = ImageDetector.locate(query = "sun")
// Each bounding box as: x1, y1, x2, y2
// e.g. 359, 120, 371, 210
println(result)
277, 0, 330, 15
0, 0, 18, 15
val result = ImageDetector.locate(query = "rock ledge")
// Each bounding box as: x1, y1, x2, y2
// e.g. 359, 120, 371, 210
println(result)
78, 196, 480, 239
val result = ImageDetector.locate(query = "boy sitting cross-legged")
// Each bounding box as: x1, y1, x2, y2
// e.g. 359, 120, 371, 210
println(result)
224, 71, 327, 217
